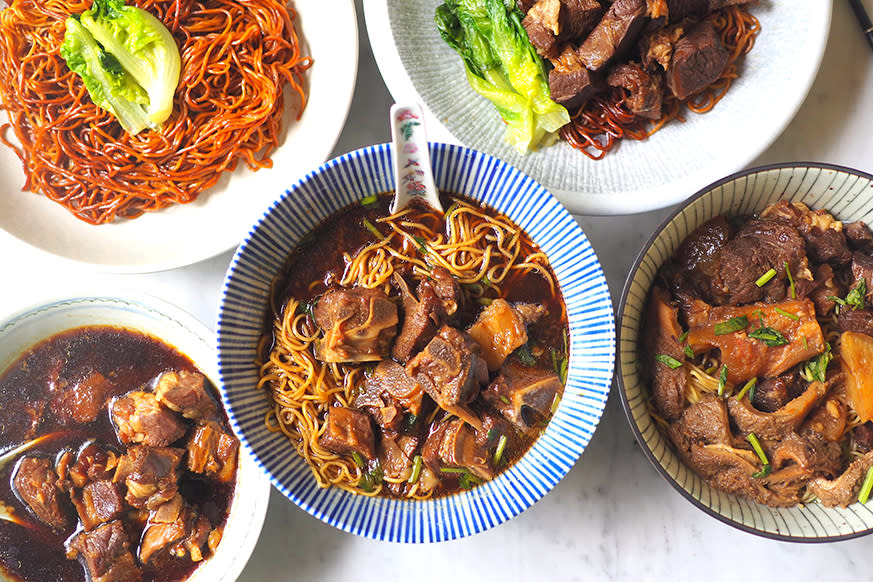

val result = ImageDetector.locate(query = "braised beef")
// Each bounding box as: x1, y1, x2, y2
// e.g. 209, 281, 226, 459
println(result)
851, 251, 873, 303
845, 221, 873, 253
808, 451, 873, 508
664, 0, 708, 20
761, 200, 852, 266
154, 370, 217, 421
837, 307, 873, 337
643, 286, 687, 421
467, 298, 545, 371
638, 21, 685, 70
577, 0, 649, 72
727, 380, 830, 440
406, 325, 489, 430
12, 456, 71, 530
318, 406, 376, 460
354, 360, 426, 433
853, 422, 873, 452
111, 391, 187, 448
68, 443, 118, 490
548, 46, 603, 109
72, 479, 124, 531
139, 494, 187, 564
392, 267, 459, 363
66, 520, 142, 582
313, 287, 398, 363
114, 446, 184, 510
671, 395, 732, 445
185, 420, 239, 483
752, 369, 805, 413
421, 418, 494, 481
50, 371, 114, 424
666, 21, 728, 100
607, 62, 663, 119
483, 363, 563, 431
799, 263, 842, 316
523, 0, 603, 58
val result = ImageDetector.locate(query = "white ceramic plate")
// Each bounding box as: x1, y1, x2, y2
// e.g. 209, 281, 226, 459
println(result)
0, 290, 271, 578
0, 0, 358, 273
365, 0, 832, 215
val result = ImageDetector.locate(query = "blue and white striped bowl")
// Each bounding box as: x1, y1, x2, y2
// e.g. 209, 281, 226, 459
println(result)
618, 163, 873, 541
216, 143, 615, 542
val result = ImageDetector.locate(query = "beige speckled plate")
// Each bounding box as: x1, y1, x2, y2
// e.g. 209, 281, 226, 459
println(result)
367, 1, 832, 215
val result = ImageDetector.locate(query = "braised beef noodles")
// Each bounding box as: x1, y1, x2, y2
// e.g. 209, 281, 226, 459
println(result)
0, 327, 238, 582
644, 201, 873, 508
258, 193, 568, 498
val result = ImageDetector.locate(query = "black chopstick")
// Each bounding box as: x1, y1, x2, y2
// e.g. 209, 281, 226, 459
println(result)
848, 0, 873, 52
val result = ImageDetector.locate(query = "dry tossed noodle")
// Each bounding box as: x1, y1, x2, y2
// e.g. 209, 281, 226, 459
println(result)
0, 0, 311, 224
560, 5, 760, 160
257, 198, 561, 498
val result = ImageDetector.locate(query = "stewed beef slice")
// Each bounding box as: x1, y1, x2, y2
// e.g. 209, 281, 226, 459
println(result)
643, 286, 687, 421
186, 420, 239, 483
523, 0, 603, 58
639, 21, 685, 69
392, 267, 459, 363
577, 0, 648, 72
12, 456, 71, 529
664, 0, 707, 20
72, 479, 125, 531
313, 287, 398, 363
548, 45, 603, 109
851, 251, 873, 303
111, 391, 186, 447
318, 406, 376, 460
483, 363, 562, 430
421, 418, 494, 481
837, 308, 873, 337
666, 21, 729, 100
66, 520, 143, 582
154, 370, 217, 421
607, 62, 664, 119
114, 446, 184, 510
50, 371, 114, 424
761, 200, 852, 266
845, 221, 873, 253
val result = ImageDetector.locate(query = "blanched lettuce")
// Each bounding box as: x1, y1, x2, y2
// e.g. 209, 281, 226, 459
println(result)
435, 0, 569, 154
60, 0, 181, 135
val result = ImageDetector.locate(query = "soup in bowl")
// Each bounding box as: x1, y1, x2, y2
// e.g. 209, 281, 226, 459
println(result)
217, 142, 615, 542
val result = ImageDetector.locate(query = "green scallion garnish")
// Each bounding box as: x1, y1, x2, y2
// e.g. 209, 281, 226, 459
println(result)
550, 393, 562, 416
360, 193, 379, 207
784, 261, 796, 299
678, 330, 690, 342
735, 377, 757, 401
683, 345, 695, 358
747, 432, 771, 478
774, 307, 800, 321
859, 466, 873, 504
352, 452, 366, 468
718, 365, 728, 396
362, 218, 385, 240
408, 455, 423, 484
748, 326, 789, 347
714, 315, 749, 336
655, 354, 683, 370
755, 268, 777, 287
493, 435, 508, 466
414, 235, 428, 254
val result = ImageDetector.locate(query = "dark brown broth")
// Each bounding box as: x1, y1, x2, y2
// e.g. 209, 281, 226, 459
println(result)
0, 326, 235, 582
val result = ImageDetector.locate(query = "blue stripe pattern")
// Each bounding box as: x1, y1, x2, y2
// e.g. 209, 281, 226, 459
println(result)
217, 143, 615, 543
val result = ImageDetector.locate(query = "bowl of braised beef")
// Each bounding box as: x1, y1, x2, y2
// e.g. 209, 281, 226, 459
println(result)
0, 290, 270, 581
617, 162, 873, 541
216, 142, 616, 542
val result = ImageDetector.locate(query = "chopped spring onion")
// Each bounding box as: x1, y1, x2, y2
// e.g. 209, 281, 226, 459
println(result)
784, 261, 796, 299
801, 344, 832, 383
458, 472, 479, 490
360, 193, 379, 207
683, 345, 695, 359
755, 268, 777, 287
735, 377, 757, 401
655, 354, 683, 370
408, 455, 423, 484
748, 326, 789, 347
352, 452, 366, 468
516, 343, 537, 367
747, 432, 771, 478
678, 329, 690, 342
859, 466, 873, 504
774, 307, 800, 321
499, 394, 511, 405
414, 235, 428, 253
714, 315, 749, 336
362, 218, 385, 240
831, 279, 867, 312
493, 435, 508, 466
440, 467, 469, 474
717, 365, 728, 396
802, 336, 808, 349
550, 393, 561, 416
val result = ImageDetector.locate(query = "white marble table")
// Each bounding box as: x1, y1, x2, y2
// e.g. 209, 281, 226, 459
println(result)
3, 1, 873, 580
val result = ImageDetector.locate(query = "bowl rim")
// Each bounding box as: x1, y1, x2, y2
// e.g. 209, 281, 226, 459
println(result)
0, 288, 271, 576
616, 161, 873, 543
216, 141, 616, 542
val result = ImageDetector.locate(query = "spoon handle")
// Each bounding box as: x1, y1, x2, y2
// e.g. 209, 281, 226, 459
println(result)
390, 103, 443, 214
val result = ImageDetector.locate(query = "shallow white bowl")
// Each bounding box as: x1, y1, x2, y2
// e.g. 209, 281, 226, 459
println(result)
217, 142, 616, 542
0, 290, 271, 579
617, 162, 873, 541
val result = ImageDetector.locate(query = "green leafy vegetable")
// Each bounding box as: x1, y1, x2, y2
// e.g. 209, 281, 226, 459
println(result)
655, 354, 683, 370
60, 0, 181, 135
435, 0, 569, 153
829, 279, 867, 312
748, 326, 789, 347
683, 344, 694, 358
714, 315, 749, 336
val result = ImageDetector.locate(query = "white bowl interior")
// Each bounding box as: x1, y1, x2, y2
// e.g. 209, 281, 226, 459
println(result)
619, 163, 873, 540
0, 292, 270, 579
217, 142, 616, 542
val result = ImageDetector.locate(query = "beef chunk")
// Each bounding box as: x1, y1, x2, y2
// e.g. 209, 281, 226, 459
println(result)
548, 46, 602, 109
72, 479, 124, 531
483, 363, 562, 430
761, 200, 852, 266
318, 406, 376, 460
186, 420, 239, 483
727, 379, 830, 441
751, 369, 805, 413
800, 263, 842, 317
639, 21, 685, 70
853, 422, 873, 453
67, 520, 142, 582
114, 446, 184, 510
664, 0, 708, 21
68, 442, 119, 489
643, 286, 687, 421
354, 360, 427, 433
12, 456, 71, 529
851, 251, 873, 303
523, 0, 603, 58
139, 494, 213, 564
607, 62, 663, 119
421, 418, 494, 481
392, 267, 459, 363
467, 298, 545, 371
808, 450, 873, 508
111, 391, 186, 447
837, 307, 873, 337
577, 0, 648, 72
845, 221, 873, 253
666, 21, 728, 100
154, 370, 218, 421
708, 0, 754, 10
711, 219, 809, 305
50, 371, 114, 424
313, 287, 398, 363
406, 326, 489, 430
